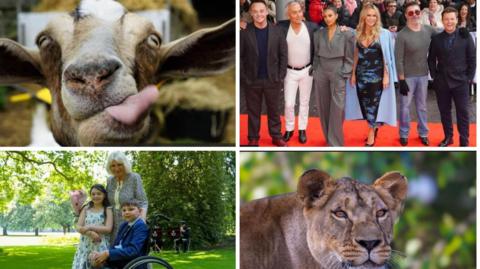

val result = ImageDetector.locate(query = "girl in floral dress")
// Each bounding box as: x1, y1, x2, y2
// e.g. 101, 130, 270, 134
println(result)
72, 184, 113, 269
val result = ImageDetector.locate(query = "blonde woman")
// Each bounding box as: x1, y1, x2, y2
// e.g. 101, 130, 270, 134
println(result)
346, 3, 397, 146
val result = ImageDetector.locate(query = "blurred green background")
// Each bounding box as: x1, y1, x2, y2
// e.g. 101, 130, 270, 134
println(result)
240, 152, 476, 269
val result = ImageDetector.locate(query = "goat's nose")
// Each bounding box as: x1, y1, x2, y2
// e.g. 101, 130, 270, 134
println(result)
64, 59, 121, 92
356, 239, 381, 252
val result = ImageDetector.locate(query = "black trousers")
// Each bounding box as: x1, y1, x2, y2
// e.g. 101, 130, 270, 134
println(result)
244, 80, 282, 140
434, 81, 470, 146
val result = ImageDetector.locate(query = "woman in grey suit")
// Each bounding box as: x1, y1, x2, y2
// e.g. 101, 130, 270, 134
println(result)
311, 5, 354, 146
105, 151, 148, 245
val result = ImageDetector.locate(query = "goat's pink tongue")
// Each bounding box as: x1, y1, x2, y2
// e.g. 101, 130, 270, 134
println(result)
106, 86, 159, 125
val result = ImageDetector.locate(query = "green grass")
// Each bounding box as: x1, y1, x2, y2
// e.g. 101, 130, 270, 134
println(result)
0, 246, 235, 269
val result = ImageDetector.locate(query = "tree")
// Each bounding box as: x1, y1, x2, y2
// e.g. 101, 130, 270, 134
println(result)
9, 203, 35, 231
132, 151, 235, 248
0, 209, 14, 235
0, 151, 105, 234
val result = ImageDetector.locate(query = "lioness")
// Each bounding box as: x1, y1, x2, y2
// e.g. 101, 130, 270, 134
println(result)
240, 169, 408, 269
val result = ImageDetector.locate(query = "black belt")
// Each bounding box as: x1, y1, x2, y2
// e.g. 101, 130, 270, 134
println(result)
287, 64, 311, 70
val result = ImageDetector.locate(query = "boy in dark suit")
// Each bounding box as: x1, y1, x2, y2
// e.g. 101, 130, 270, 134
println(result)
428, 7, 476, 146
90, 200, 149, 269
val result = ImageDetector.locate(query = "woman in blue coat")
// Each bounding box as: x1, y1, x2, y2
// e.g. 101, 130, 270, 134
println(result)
346, 3, 397, 146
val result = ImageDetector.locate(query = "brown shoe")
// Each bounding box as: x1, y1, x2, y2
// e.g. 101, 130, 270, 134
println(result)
272, 138, 287, 147
248, 139, 259, 146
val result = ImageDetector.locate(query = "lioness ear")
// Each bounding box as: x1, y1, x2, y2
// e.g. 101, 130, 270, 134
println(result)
0, 38, 45, 84
373, 172, 408, 218
154, 18, 234, 81
297, 169, 335, 209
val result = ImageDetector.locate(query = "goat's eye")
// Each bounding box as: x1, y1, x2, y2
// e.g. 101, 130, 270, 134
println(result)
37, 35, 52, 48
332, 210, 348, 219
147, 34, 160, 47
376, 209, 388, 218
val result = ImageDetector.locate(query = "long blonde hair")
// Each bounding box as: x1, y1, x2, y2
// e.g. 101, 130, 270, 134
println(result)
356, 4, 382, 44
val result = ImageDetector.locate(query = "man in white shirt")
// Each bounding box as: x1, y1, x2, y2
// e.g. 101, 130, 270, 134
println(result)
278, 1, 318, 144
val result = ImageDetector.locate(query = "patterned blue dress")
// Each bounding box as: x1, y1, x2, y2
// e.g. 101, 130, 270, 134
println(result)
72, 209, 110, 269
355, 40, 384, 128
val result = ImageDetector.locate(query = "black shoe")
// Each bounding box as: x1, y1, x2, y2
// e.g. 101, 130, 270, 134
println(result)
400, 137, 408, 146
272, 138, 287, 147
283, 131, 294, 142
298, 130, 307, 144
419, 136, 429, 146
247, 139, 259, 146
438, 137, 453, 147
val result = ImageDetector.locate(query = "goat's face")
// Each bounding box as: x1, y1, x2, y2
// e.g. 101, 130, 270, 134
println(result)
0, 0, 234, 146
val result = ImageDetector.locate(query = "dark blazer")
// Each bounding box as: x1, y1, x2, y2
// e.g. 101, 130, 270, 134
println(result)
277, 20, 318, 65
107, 218, 149, 269
240, 22, 288, 86
428, 29, 476, 89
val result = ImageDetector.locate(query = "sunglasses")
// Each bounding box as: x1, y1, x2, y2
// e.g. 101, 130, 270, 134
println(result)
407, 10, 421, 16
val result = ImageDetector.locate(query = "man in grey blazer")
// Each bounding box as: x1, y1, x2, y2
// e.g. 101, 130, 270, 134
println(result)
241, 0, 288, 146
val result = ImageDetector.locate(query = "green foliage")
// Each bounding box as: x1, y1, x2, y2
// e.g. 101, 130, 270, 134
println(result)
240, 152, 476, 269
8, 203, 35, 231
132, 151, 235, 248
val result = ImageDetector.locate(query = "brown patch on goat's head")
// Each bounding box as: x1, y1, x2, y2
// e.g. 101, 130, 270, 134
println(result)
0, 1, 234, 146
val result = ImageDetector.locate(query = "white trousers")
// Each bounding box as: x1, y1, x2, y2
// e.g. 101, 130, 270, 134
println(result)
284, 67, 313, 131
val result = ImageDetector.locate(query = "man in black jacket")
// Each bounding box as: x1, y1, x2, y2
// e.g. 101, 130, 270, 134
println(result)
428, 7, 476, 146
241, 0, 288, 146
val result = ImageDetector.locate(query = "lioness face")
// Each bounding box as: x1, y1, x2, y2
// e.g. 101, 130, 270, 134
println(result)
298, 170, 407, 269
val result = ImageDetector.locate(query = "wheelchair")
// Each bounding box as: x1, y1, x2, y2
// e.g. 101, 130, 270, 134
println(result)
122, 214, 175, 269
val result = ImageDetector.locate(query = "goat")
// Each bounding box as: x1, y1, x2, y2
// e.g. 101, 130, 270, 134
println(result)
0, 0, 234, 146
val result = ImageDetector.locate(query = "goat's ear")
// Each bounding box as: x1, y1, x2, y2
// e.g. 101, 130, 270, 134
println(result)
0, 38, 45, 85
154, 18, 235, 81
297, 169, 336, 209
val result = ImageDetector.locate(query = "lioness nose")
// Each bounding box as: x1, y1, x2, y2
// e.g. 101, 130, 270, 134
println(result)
64, 58, 121, 93
357, 240, 381, 252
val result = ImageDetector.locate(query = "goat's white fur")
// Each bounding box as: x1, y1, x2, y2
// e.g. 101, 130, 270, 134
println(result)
78, 0, 125, 22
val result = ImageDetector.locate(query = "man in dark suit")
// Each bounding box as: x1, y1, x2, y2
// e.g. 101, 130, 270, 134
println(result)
277, 1, 318, 144
241, 0, 288, 147
428, 7, 476, 146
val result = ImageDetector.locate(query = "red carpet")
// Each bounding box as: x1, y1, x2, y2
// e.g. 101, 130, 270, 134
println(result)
240, 114, 476, 147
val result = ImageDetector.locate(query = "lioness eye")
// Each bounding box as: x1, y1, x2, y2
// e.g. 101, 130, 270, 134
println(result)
333, 210, 348, 218
37, 35, 52, 48
376, 209, 388, 218
147, 34, 161, 47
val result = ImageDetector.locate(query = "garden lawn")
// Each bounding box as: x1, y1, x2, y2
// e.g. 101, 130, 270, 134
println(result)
0, 246, 235, 269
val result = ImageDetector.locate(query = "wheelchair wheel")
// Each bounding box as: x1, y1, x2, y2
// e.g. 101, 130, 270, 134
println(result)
123, 256, 174, 269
